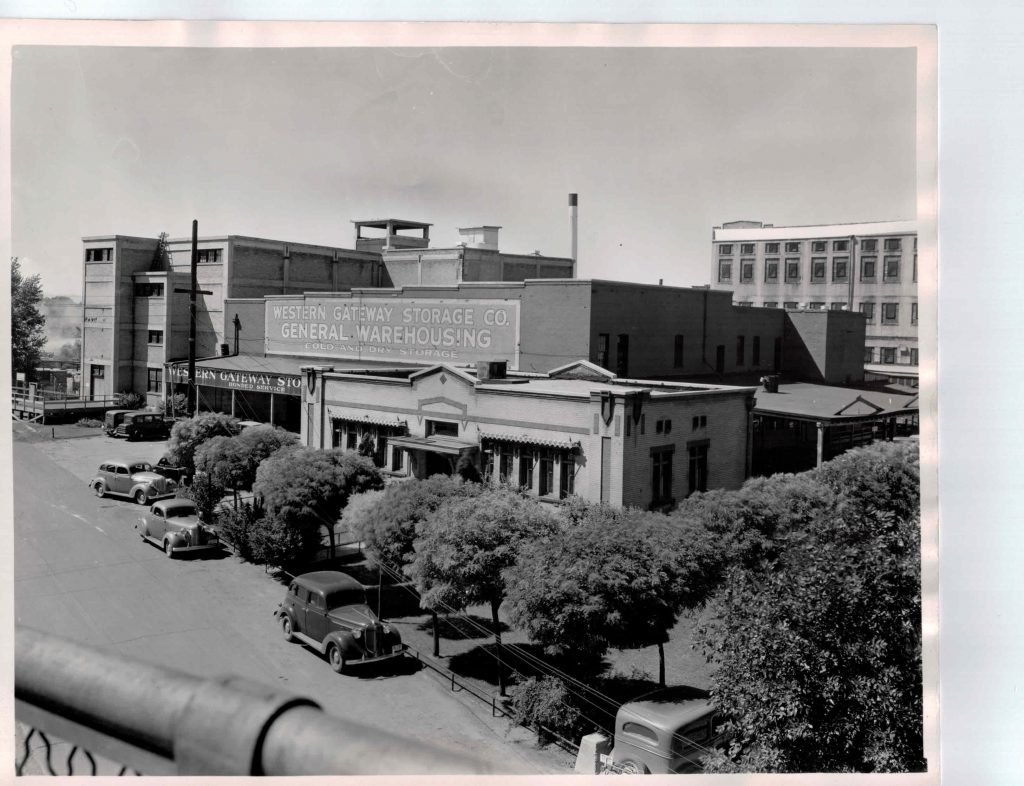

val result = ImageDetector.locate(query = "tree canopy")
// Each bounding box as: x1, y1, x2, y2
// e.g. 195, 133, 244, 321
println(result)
164, 412, 240, 478
195, 424, 297, 494
11, 257, 47, 382
253, 448, 384, 566
696, 441, 923, 773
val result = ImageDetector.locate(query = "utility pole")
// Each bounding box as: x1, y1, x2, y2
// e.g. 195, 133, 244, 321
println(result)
174, 220, 212, 417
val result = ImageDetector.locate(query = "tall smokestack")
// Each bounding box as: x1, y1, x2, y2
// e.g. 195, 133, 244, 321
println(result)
568, 193, 578, 277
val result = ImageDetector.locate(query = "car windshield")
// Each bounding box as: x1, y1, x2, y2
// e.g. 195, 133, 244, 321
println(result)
166, 505, 197, 518
324, 589, 367, 610
129, 462, 153, 473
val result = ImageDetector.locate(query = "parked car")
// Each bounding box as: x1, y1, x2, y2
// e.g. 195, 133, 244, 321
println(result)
112, 411, 171, 441
89, 460, 178, 504
153, 456, 188, 485
276, 571, 406, 673
136, 498, 220, 558
103, 409, 134, 436
608, 686, 726, 774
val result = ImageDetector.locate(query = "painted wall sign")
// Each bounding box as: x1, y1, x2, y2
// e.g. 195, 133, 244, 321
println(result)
169, 365, 302, 396
264, 297, 521, 365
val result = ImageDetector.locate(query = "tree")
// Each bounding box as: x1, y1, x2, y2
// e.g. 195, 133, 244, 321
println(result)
506, 503, 722, 684
186, 471, 227, 525
11, 257, 47, 383
195, 425, 297, 507
254, 448, 384, 568
408, 488, 557, 695
164, 412, 240, 479
115, 390, 146, 410
696, 443, 923, 773
345, 475, 486, 655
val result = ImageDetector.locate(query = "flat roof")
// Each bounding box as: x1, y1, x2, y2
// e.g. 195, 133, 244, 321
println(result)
168, 354, 421, 376
754, 382, 918, 420
713, 219, 916, 242
352, 219, 433, 230
478, 377, 746, 399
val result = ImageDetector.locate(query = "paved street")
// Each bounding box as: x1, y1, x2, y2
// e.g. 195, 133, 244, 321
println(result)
13, 423, 555, 775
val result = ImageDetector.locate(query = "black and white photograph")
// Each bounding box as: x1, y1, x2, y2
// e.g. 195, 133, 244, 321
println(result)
4, 17, 945, 781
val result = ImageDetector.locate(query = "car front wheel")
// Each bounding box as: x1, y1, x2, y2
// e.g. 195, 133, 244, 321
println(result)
281, 615, 295, 643
93, 482, 106, 498
134, 489, 149, 505
616, 759, 649, 775
327, 644, 346, 674
164, 540, 175, 558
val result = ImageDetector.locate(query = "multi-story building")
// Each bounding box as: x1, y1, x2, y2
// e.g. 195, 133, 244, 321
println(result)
710, 220, 918, 382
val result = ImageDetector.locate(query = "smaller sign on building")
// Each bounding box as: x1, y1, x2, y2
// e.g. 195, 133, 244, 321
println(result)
169, 365, 302, 397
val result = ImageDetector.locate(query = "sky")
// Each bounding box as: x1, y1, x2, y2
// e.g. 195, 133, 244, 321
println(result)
11, 45, 916, 298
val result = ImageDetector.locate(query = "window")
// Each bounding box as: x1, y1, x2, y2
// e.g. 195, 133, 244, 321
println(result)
498, 448, 514, 482
688, 443, 709, 496
736, 335, 745, 366
655, 418, 673, 435
134, 282, 165, 297
197, 249, 222, 264
882, 303, 899, 325
147, 330, 163, 345
740, 243, 755, 255
538, 451, 555, 497
673, 334, 684, 368
737, 301, 753, 307
651, 447, 674, 505
911, 302, 918, 325
785, 242, 801, 253
812, 240, 826, 252
596, 333, 610, 369
882, 347, 896, 364
861, 257, 877, 280
85, 247, 112, 262
752, 336, 761, 365
391, 446, 404, 472
862, 238, 878, 252
860, 301, 875, 322
785, 259, 800, 282
765, 259, 779, 281
914, 236, 918, 251
718, 260, 732, 282
765, 242, 779, 253
783, 301, 799, 310
559, 455, 575, 499
830, 302, 846, 311
718, 244, 733, 255
147, 368, 162, 394
740, 260, 754, 282
864, 346, 875, 363
692, 415, 707, 431
833, 240, 849, 252
519, 451, 535, 489
346, 423, 358, 451
884, 238, 902, 251
427, 419, 459, 437
809, 302, 826, 310
763, 301, 778, 309
811, 258, 826, 282
910, 348, 919, 366
833, 257, 849, 282
913, 255, 918, 282
616, 334, 629, 378
884, 256, 901, 281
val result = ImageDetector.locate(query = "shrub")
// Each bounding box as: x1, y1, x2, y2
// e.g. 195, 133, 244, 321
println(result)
219, 500, 265, 562
115, 390, 146, 410
76, 418, 103, 428
509, 676, 585, 743
186, 471, 226, 525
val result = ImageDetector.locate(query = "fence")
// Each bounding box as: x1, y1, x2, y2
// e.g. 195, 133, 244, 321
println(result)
15, 626, 495, 776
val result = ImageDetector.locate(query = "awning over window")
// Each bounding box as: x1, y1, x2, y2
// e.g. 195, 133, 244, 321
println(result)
479, 431, 578, 450
329, 411, 407, 428
389, 435, 478, 455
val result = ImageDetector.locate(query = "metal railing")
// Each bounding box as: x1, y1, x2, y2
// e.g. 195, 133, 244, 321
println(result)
15, 627, 495, 776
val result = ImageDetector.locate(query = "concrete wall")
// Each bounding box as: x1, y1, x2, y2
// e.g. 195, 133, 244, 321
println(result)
783, 310, 866, 385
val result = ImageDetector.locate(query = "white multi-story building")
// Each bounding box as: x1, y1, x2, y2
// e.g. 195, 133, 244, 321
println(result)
711, 220, 918, 384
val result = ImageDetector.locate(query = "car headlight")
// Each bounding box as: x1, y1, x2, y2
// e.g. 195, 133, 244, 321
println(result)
353, 629, 362, 639
383, 625, 391, 634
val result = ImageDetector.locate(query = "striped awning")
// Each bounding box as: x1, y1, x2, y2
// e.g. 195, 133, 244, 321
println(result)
329, 410, 407, 428
479, 431, 577, 450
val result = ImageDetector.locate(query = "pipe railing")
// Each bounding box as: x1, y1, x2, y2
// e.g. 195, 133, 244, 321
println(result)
16, 627, 495, 776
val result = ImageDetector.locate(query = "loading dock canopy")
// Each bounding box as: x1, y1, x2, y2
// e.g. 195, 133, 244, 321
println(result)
389, 435, 477, 455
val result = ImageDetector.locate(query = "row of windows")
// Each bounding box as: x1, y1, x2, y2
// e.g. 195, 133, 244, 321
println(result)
134, 282, 165, 297
738, 301, 918, 325
720, 255, 916, 284
670, 333, 764, 369
719, 237, 911, 255
197, 249, 222, 264
651, 443, 709, 507
865, 346, 920, 366
85, 247, 113, 262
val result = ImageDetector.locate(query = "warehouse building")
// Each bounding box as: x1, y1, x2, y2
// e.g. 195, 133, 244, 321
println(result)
300, 359, 756, 510
710, 219, 918, 384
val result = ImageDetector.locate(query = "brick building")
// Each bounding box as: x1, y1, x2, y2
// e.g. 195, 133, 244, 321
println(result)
710, 220, 918, 383
301, 359, 755, 510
